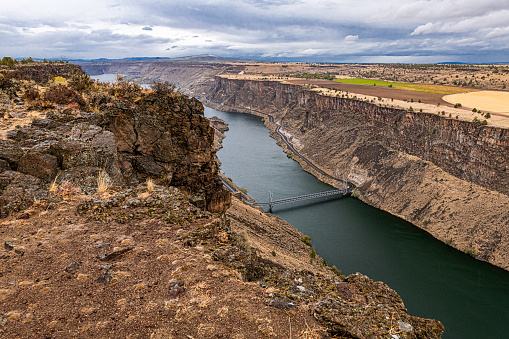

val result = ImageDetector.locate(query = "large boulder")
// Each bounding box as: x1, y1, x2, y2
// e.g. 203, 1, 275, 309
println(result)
18, 152, 59, 182
0, 139, 23, 169
0, 170, 49, 218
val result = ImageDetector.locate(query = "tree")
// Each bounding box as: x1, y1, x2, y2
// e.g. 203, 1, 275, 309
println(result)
1, 56, 15, 68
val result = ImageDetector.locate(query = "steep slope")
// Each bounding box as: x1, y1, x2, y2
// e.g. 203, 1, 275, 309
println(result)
206, 77, 509, 270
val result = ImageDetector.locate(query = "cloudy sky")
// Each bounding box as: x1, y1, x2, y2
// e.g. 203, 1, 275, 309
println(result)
1, 0, 509, 63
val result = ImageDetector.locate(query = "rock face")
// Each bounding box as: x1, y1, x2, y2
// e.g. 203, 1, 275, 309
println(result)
94, 91, 230, 212
206, 77, 509, 270
0, 69, 230, 216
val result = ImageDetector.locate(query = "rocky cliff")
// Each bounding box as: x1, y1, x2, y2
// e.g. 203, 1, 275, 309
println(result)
206, 77, 509, 270
0, 65, 444, 338
1, 63, 83, 84
0, 65, 230, 215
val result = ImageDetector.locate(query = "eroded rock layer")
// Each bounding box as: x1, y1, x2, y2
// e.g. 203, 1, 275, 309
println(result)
206, 77, 509, 270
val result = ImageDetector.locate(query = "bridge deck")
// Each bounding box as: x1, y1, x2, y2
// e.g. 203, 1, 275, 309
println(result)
254, 189, 348, 206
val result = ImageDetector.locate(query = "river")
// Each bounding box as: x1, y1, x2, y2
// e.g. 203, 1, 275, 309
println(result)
204, 106, 509, 339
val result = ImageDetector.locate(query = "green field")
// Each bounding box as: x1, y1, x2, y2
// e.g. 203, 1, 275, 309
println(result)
333, 79, 405, 86
333, 78, 475, 95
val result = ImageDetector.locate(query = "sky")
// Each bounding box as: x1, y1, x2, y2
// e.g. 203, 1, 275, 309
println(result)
1, 0, 509, 63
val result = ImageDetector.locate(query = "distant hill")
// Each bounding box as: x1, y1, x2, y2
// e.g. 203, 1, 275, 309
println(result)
71, 54, 264, 64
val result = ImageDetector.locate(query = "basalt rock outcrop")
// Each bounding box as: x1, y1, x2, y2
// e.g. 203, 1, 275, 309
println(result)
0, 68, 230, 216
206, 77, 509, 270
1, 63, 83, 85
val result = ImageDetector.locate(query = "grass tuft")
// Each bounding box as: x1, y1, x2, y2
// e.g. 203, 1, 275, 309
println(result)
146, 178, 155, 193
97, 170, 111, 193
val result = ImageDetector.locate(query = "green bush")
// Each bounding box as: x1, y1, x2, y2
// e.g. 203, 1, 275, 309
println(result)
465, 248, 477, 257
331, 265, 341, 276
301, 235, 312, 246
69, 70, 95, 92
309, 247, 316, 259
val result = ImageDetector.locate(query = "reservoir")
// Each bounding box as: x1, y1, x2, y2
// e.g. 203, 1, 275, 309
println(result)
204, 106, 509, 339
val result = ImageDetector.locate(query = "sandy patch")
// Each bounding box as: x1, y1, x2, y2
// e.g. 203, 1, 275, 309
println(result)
443, 91, 509, 114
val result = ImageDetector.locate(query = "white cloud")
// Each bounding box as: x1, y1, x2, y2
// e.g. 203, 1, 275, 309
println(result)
344, 35, 359, 43
0, 0, 508, 62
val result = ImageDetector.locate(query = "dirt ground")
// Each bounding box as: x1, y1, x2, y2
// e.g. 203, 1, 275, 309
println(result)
287, 79, 451, 106
0, 192, 328, 339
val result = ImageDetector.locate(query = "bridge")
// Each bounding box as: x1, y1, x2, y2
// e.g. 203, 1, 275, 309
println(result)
220, 177, 351, 211
216, 107, 356, 211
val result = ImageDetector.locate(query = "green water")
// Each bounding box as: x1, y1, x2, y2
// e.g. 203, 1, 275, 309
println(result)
205, 106, 509, 339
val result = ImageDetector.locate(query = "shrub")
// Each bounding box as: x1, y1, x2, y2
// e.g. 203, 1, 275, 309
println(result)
485, 112, 491, 119
301, 235, 312, 246
107, 75, 142, 101
152, 80, 177, 96
239, 187, 248, 195
43, 84, 85, 106
331, 265, 341, 276
309, 247, 316, 259
472, 108, 477, 112
482, 120, 488, 125
454, 103, 462, 108
271, 250, 276, 257
22, 87, 40, 101
69, 70, 95, 92
465, 248, 477, 257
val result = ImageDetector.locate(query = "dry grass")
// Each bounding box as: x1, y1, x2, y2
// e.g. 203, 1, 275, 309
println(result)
443, 90, 509, 113
146, 178, 155, 193
49, 177, 59, 193
97, 170, 111, 193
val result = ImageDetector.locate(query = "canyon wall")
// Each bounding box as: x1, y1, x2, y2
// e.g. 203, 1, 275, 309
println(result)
207, 77, 509, 270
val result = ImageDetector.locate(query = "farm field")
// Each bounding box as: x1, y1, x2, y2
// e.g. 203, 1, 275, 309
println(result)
444, 91, 509, 114
334, 78, 476, 95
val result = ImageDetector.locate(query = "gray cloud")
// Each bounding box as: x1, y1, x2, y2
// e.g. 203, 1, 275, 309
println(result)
1, 0, 508, 62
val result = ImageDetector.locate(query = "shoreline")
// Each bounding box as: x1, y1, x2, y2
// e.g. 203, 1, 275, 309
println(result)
203, 97, 509, 272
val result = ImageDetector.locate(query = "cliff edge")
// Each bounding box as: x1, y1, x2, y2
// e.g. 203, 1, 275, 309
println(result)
206, 76, 509, 271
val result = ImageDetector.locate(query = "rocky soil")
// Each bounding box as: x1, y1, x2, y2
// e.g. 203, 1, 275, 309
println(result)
0, 64, 444, 338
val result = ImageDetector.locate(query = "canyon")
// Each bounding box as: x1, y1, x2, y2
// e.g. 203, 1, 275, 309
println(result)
0, 63, 445, 338
81, 60, 509, 271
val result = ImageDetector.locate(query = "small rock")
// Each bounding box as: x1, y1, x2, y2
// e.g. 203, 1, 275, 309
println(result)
14, 249, 24, 256
65, 262, 83, 273
265, 299, 295, 310
95, 243, 110, 249
16, 213, 30, 220
398, 320, 413, 333
96, 270, 112, 284
100, 264, 112, 270
4, 241, 14, 251
97, 247, 134, 261
168, 281, 185, 299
